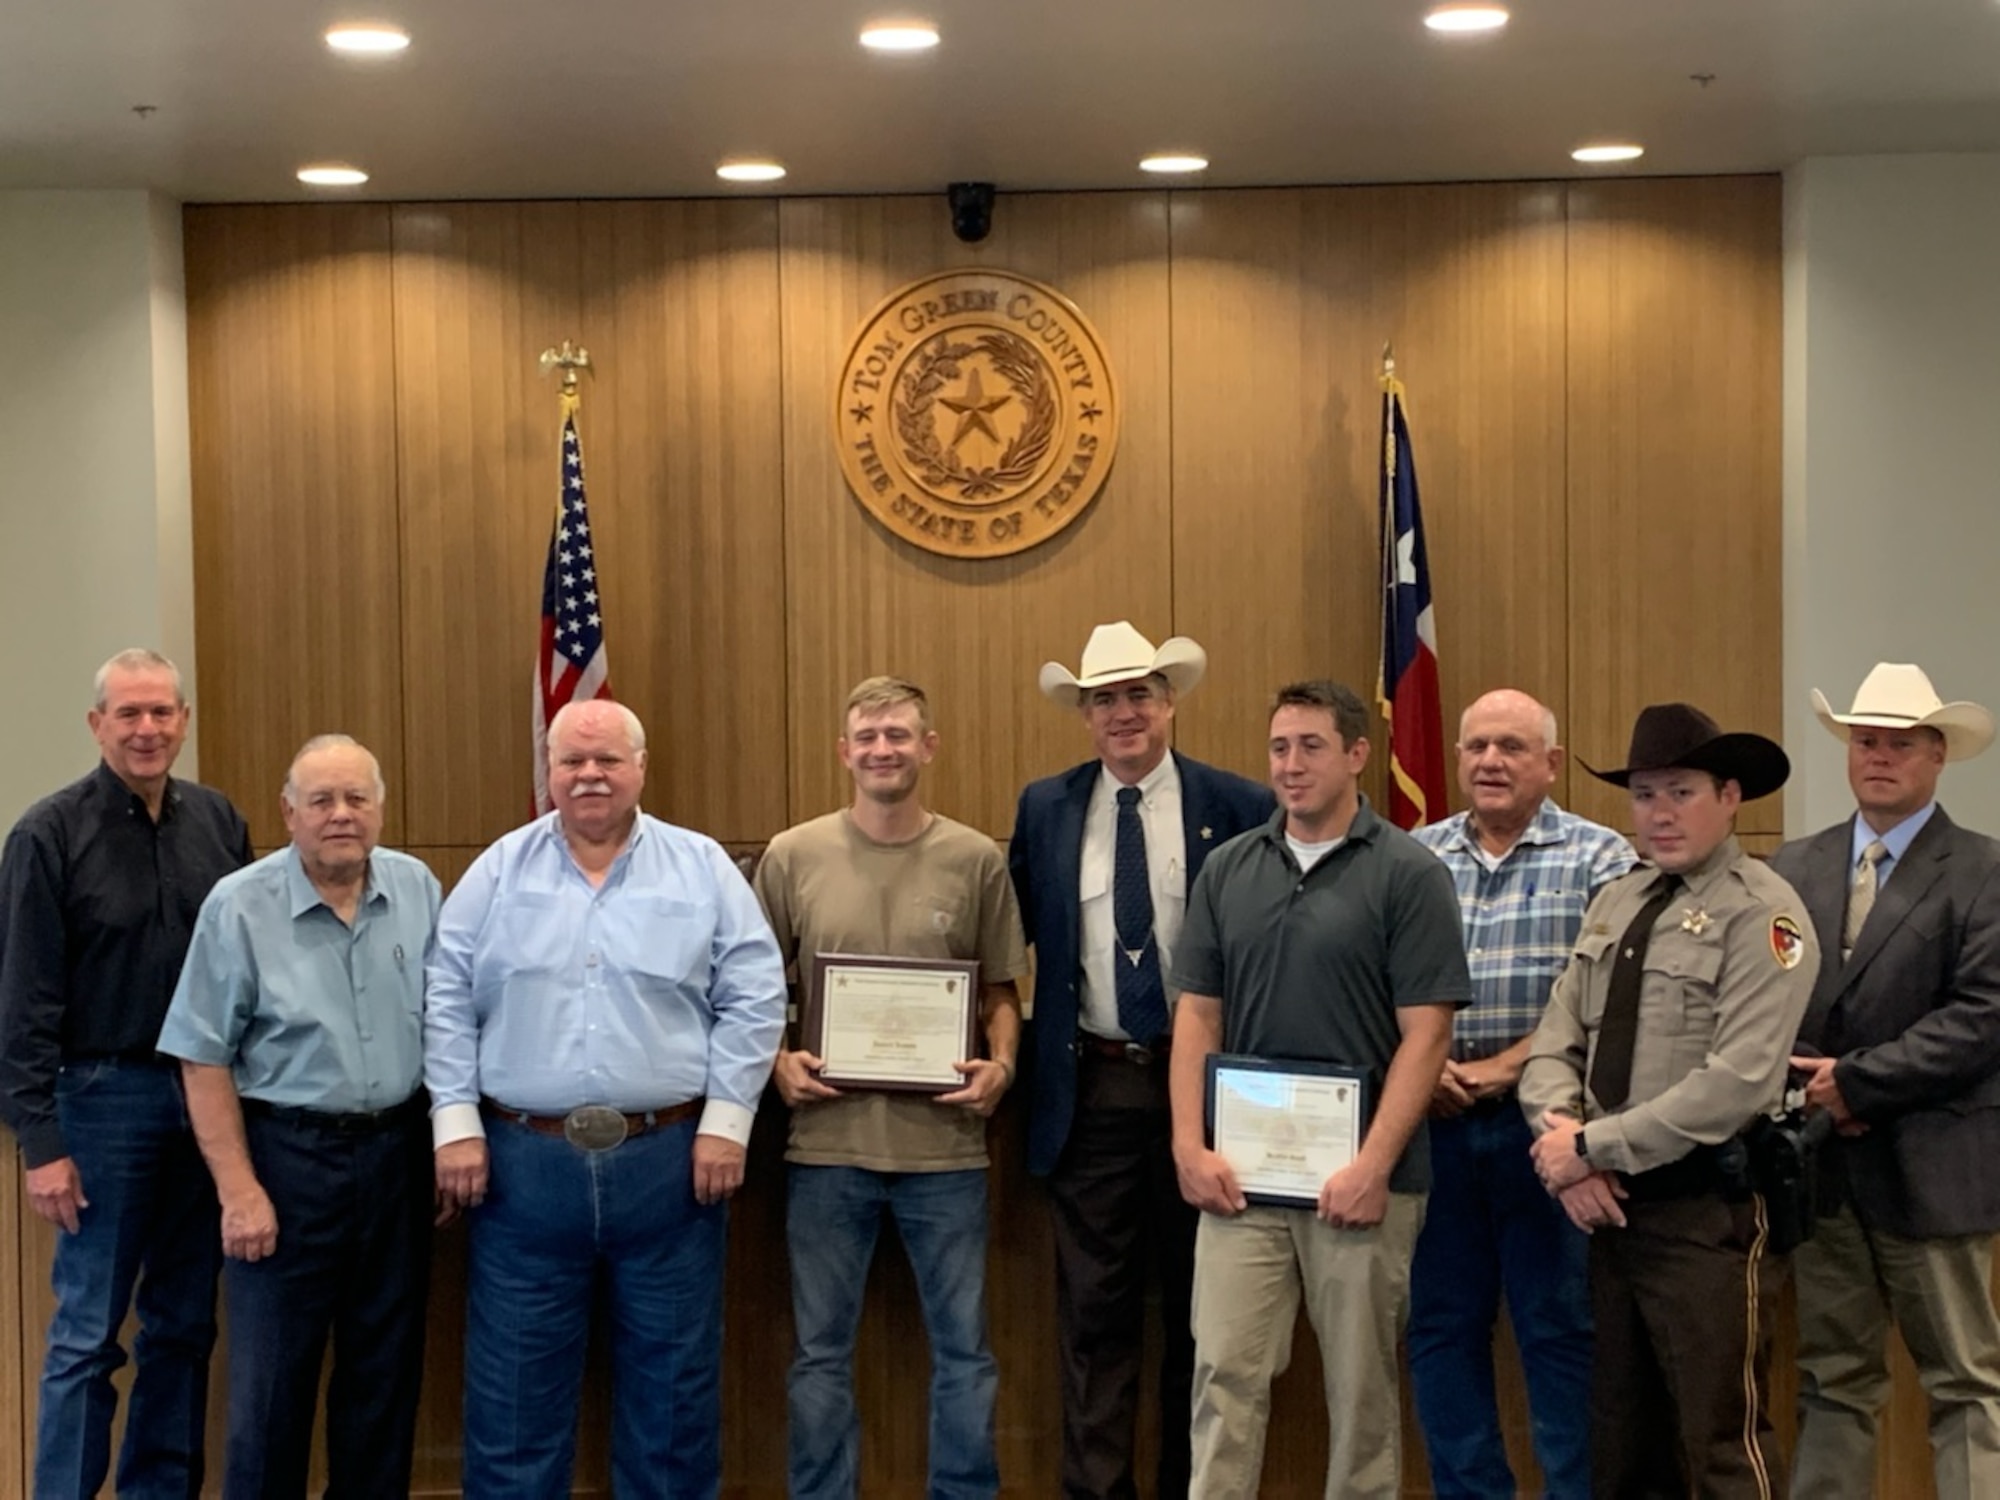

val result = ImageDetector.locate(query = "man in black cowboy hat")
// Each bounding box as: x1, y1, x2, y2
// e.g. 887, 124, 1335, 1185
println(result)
1520, 702, 1819, 1498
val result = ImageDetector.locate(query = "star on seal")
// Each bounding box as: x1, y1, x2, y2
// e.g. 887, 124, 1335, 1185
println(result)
1680, 907, 1713, 936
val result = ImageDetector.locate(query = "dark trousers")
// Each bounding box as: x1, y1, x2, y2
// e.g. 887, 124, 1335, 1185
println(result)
223, 1100, 432, 1499
1590, 1190, 1786, 1500
1046, 1049, 1196, 1500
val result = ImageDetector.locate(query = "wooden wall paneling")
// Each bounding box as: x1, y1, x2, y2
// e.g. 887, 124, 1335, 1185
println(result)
391, 202, 585, 848
1168, 183, 1570, 817
577, 200, 788, 845
777, 193, 1176, 844
1562, 176, 1785, 835
185, 205, 407, 849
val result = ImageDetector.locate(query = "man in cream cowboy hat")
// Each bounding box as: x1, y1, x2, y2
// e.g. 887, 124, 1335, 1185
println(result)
1009, 621, 1271, 1499
1772, 664, 2000, 1499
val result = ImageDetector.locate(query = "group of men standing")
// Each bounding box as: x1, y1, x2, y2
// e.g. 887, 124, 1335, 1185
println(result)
2, 633, 1998, 1500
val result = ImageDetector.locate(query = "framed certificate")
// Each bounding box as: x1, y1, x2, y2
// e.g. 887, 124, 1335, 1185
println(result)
1204, 1054, 1370, 1208
802, 953, 981, 1093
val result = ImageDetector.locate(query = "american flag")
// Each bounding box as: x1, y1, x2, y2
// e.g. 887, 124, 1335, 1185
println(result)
531, 411, 613, 814
1376, 371, 1448, 831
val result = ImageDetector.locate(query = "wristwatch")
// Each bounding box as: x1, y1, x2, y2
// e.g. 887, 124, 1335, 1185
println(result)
1575, 1127, 1590, 1160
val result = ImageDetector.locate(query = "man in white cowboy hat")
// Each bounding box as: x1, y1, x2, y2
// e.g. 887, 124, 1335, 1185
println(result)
1522, 701, 1818, 1499
1008, 621, 1272, 1499
1771, 663, 2000, 1499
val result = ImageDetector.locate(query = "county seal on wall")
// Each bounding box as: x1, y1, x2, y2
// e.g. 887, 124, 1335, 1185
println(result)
835, 270, 1120, 558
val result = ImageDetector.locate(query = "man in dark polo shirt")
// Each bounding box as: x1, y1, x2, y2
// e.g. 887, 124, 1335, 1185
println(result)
0, 647, 253, 1499
1168, 679, 1469, 1499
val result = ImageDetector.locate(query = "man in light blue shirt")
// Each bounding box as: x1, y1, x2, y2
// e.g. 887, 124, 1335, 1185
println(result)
426, 698, 787, 1500
160, 733, 440, 1498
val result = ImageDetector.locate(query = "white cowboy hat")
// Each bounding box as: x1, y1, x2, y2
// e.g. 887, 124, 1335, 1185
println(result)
1039, 621, 1207, 706
1811, 662, 1996, 762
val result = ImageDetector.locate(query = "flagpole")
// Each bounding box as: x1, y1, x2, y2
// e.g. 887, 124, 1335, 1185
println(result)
530, 340, 609, 816
1377, 342, 1398, 717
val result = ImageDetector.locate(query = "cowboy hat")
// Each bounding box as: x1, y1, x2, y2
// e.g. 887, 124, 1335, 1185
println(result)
1581, 702, 1790, 802
1039, 621, 1207, 706
1811, 662, 1995, 762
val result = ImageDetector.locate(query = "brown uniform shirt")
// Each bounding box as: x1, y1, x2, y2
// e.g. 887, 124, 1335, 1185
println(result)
1521, 835, 1819, 1177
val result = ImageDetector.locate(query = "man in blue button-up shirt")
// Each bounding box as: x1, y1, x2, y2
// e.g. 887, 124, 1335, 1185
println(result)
160, 732, 440, 1498
425, 698, 786, 1500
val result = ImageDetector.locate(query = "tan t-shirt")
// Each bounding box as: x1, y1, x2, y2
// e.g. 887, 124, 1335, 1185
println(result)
753, 809, 1029, 1171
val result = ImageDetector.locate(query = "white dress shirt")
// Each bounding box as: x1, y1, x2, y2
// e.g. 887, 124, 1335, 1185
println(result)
1078, 756, 1187, 1039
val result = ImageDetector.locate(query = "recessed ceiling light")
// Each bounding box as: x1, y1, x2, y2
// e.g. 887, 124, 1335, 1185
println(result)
297, 164, 369, 186
717, 160, 787, 183
859, 22, 940, 52
1571, 143, 1645, 163
324, 25, 410, 54
1424, 4, 1509, 34
1140, 154, 1209, 174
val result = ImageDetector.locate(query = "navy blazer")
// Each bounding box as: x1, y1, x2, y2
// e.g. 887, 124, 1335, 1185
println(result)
1772, 806, 2000, 1238
1009, 751, 1274, 1178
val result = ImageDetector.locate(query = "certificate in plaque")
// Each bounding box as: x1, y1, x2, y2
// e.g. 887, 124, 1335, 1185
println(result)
1204, 1055, 1370, 1208
803, 953, 981, 1093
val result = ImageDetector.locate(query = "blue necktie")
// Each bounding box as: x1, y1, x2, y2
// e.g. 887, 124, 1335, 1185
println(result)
1113, 785, 1169, 1044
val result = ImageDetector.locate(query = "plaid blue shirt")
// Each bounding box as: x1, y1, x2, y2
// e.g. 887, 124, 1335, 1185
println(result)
1413, 799, 1637, 1060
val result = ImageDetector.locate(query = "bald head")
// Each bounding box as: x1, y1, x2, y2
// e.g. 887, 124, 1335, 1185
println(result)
549, 699, 647, 756
1455, 689, 1562, 843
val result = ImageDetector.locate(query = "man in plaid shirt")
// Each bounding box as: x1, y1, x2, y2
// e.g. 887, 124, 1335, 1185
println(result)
1407, 689, 1636, 1500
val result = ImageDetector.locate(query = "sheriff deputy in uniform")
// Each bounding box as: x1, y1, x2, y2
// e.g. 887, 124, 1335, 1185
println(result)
1521, 703, 1819, 1499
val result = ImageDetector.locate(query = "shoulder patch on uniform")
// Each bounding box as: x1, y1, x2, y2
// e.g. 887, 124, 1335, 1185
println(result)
1770, 914, 1806, 970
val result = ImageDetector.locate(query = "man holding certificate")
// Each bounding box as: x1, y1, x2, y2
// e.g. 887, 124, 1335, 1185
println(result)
755, 676, 1028, 1500
1169, 679, 1470, 1499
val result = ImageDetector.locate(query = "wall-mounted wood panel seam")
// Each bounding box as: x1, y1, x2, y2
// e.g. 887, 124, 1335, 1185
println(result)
772, 204, 796, 833
387, 208, 413, 833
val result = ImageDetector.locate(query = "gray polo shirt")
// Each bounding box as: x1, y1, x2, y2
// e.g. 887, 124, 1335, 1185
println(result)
1171, 797, 1471, 1192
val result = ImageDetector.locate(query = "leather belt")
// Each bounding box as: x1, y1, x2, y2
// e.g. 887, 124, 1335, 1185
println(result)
481, 1097, 700, 1151
241, 1093, 426, 1136
1076, 1035, 1168, 1066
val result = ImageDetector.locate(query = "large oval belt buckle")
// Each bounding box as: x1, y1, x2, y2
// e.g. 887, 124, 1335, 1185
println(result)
563, 1105, 630, 1152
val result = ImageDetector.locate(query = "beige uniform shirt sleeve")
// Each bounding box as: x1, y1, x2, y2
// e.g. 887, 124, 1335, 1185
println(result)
1586, 854, 1819, 1175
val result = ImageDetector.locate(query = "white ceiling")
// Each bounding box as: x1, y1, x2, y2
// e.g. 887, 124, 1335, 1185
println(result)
5, 1, 2000, 203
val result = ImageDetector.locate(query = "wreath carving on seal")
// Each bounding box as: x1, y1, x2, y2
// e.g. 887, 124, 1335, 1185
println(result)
895, 330, 1057, 502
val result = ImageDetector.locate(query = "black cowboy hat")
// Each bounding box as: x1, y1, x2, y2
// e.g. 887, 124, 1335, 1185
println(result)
1581, 703, 1790, 802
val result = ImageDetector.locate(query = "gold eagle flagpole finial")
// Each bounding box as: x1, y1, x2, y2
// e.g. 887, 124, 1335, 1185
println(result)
539, 340, 592, 418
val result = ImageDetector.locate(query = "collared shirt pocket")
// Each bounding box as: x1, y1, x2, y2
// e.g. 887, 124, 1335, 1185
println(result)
625, 896, 715, 990
1645, 939, 1722, 1039
1568, 928, 1619, 1025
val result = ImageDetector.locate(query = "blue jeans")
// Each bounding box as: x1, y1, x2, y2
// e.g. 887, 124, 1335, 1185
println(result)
786, 1165, 999, 1499
1407, 1100, 1592, 1499
463, 1113, 727, 1500
36, 1058, 221, 1500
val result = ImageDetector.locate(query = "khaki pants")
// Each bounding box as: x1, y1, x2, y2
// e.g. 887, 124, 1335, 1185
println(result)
1187, 1193, 1423, 1500
1792, 1203, 2000, 1500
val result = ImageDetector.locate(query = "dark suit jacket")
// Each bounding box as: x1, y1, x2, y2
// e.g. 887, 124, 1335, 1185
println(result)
1772, 806, 2000, 1237
1009, 751, 1274, 1178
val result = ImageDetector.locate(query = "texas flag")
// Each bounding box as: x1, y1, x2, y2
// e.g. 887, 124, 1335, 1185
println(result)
1376, 373, 1448, 831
